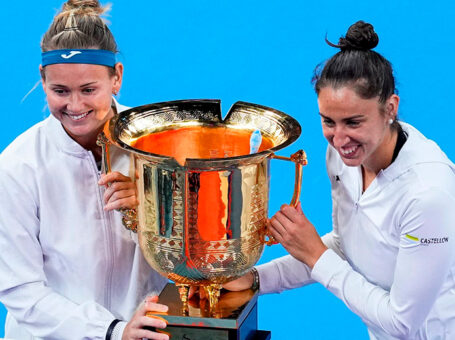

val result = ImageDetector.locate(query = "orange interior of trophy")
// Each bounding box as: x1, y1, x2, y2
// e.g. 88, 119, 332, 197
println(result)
131, 126, 274, 165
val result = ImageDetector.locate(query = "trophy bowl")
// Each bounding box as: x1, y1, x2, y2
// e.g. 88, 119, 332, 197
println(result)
98, 99, 306, 309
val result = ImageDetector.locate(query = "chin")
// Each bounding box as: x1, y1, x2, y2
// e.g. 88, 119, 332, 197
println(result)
340, 157, 362, 167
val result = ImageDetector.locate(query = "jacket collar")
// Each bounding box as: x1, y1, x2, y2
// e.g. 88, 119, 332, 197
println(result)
381, 122, 455, 181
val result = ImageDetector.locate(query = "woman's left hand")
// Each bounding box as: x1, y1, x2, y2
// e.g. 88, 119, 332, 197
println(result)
122, 296, 169, 340
98, 172, 139, 211
269, 202, 328, 269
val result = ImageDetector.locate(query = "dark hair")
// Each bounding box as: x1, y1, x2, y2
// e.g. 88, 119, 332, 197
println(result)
313, 21, 396, 105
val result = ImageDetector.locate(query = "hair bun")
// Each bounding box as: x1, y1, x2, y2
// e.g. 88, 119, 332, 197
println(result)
63, 0, 104, 15
327, 20, 379, 51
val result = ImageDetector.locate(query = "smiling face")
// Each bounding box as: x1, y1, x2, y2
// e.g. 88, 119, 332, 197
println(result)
41, 63, 123, 150
318, 86, 399, 172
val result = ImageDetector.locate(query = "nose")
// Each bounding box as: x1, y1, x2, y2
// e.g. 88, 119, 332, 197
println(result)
66, 93, 84, 113
331, 126, 350, 148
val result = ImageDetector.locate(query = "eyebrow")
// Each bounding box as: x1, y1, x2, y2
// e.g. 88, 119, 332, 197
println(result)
319, 112, 365, 121
80, 81, 98, 87
49, 81, 98, 88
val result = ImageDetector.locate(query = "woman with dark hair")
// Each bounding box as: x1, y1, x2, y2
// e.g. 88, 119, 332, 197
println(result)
226, 21, 455, 339
0, 1, 170, 339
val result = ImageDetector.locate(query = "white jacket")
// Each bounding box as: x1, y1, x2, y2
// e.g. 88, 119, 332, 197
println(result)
0, 104, 167, 339
257, 122, 455, 339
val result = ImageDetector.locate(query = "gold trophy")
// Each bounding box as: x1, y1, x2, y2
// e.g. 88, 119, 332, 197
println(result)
98, 99, 306, 339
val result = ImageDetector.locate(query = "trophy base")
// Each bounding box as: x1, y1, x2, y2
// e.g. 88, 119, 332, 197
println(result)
148, 282, 271, 340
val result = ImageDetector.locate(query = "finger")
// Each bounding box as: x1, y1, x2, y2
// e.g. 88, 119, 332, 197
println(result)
104, 196, 138, 211
273, 210, 292, 226
98, 173, 108, 188
269, 217, 286, 241
98, 171, 131, 185
104, 183, 136, 203
133, 327, 169, 340
280, 205, 304, 224
134, 296, 167, 318
198, 287, 207, 300
188, 285, 199, 299
269, 224, 284, 244
280, 204, 290, 210
98, 172, 113, 186
103, 180, 135, 196
104, 188, 136, 205
296, 201, 303, 214
145, 296, 159, 304
143, 315, 168, 329
144, 300, 169, 314
156, 329, 172, 338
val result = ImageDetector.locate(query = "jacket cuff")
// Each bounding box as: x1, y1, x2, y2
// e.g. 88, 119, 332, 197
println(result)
111, 321, 127, 340
256, 261, 280, 294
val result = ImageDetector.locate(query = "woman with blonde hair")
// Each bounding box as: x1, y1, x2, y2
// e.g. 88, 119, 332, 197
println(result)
0, 1, 169, 339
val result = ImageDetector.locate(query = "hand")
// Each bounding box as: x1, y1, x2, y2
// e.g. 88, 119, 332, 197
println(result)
222, 272, 254, 292
269, 203, 327, 269
187, 286, 255, 318
98, 172, 138, 211
188, 285, 200, 300
188, 270, 254, 298
122, 296, 169, 340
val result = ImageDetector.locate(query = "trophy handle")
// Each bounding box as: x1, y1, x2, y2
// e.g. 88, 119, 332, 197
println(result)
97, 132, 138, 233
262, 150, 308, 245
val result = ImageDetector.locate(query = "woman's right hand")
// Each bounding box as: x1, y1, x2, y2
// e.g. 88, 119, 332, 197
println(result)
222, 271, 254, 292
122, 296, 169, 340
188, 270, 254, 299
99, 171, 139, 211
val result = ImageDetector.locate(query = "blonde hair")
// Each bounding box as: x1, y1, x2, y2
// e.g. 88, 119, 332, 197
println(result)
41, 0, 117, 53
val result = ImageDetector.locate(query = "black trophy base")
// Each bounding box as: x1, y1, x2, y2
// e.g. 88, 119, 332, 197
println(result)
147, 283, 271, 340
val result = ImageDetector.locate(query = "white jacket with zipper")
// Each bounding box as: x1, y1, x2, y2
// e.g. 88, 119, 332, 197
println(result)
0, 103, 167, 339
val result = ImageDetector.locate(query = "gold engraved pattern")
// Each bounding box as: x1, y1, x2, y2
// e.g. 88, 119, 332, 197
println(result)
103, 100, 304, 291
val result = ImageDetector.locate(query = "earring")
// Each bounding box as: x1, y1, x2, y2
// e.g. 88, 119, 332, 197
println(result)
388, 118, 394, 125
113, 90, 118, 96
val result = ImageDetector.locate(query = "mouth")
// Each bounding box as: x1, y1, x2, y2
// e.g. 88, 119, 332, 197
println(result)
339, 144, 360, 158
64, 110, 92, 121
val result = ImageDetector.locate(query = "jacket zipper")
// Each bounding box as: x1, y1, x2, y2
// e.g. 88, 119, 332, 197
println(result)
88, 151, 114, 310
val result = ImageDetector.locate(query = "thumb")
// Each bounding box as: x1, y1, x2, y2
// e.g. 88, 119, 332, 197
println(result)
296, 201, 303, 214
135, 296, 159, 316
145, 296, 159, 304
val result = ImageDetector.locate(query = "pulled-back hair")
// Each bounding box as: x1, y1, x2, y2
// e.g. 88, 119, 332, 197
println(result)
41, 0, 117, 54
313, 21, 396, 105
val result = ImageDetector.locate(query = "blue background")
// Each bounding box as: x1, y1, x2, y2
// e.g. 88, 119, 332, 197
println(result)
1, 1, 454, 339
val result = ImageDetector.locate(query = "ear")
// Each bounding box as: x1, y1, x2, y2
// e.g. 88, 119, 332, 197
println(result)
112, 62, 124, 94
386, 94, 400, 120
39, 65, 47, 93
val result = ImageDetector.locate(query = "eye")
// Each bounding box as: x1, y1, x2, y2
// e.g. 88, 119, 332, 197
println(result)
346, 120, 360, 127
322, 118, 335, 127
52, 88, 67, 95
82, 88, 95, 94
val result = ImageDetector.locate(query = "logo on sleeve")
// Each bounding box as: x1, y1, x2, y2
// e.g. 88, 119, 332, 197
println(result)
405, 234, 449, 245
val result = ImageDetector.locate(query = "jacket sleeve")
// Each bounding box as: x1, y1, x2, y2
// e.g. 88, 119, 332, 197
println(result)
0, 167, 116, 340
257, 145, 348, 295
311, 187, 455, 338
257, 232, 342, 294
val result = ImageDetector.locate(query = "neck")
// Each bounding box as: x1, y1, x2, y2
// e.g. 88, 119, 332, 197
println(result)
82, 134, 103, 161
362, 127, 398, 191
363, 127, 398, 175
64, 127, 103, 160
